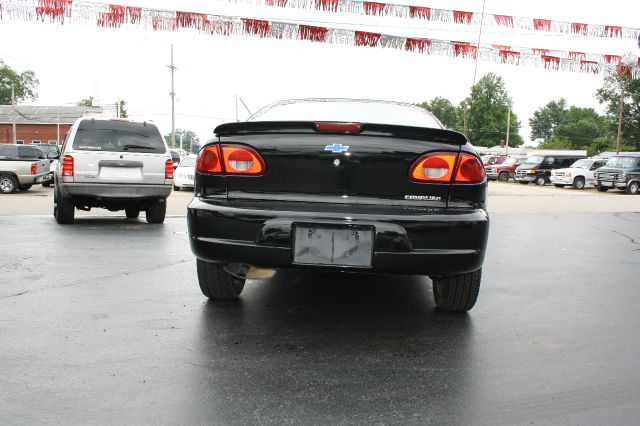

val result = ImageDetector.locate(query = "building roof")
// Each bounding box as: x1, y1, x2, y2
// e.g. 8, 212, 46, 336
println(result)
0, 105, 104, 125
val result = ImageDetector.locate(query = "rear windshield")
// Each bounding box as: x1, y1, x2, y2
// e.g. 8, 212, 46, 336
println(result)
180, 157, 196, 167
605, 156, 640, 168
72, 120, 166, 153
249, 99, 443, 129
18, 145, 45, 159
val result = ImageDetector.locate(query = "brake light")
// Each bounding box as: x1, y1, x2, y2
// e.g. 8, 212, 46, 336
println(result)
165, 159, 174, 179
61, 155, 74, 177
110, 118, 129, 122
409, 153, 458, 182
31, 163, 37, 175
454, 154, 485, 183
221, 145, 265, 175
314, 122, 363, 133
196, 145, 223, 174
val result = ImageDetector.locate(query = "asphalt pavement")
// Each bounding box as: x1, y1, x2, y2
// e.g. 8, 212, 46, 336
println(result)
1, 211, 640, 425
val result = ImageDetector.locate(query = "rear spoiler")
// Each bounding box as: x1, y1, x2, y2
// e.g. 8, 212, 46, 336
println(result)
214, 121, 468, 145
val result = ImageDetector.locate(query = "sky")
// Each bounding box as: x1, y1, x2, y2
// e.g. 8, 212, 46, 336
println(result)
0, 0, 639, 146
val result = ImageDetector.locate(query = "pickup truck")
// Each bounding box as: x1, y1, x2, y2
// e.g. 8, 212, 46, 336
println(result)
0, 144, 50, 193
485, 156, 526, 181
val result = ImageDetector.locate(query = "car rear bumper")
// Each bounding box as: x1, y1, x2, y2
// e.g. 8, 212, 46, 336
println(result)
188, 198, 489, 276
60, 183, 172, 199
18, 172, 49, 185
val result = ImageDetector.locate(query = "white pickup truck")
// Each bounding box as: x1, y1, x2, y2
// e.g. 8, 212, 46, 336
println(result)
549, 158, 608, 189
0, 144, 51, 193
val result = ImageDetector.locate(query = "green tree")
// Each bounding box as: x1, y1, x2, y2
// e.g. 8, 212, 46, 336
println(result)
76, 97, 94, 107
165, 129, 199, 152
596, 68, 640, 151
467, 73, 523, 147
0, 59, 39, 104
529, 98, 567, 142
553, 107, 608, 149
117, 100, 127, 118
417, 97, 460, 130
537, 137, 573, 150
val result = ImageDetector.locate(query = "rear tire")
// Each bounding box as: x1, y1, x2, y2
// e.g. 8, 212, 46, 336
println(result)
125, 207, 140, 219
498, 171, 510, 182
626, 181, 639, 195
573, 177, 585, 190
196, 259, 245, 300
173, 184, 180, 191
146, 199, 166, 224
596, 184, 609, 192
534, 175, 546, 186
0, 175, 18, 193
54, 188, 75, 224
18, 184, 32, 191
519, 181, 529, 185
432, 269, 482, 312
554, 184, 565, 188
42, 181, 51, 188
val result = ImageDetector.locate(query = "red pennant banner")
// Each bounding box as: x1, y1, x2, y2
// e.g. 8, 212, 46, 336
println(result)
152, 16, 177, 31
617, 64, 632, 77
493, 15, 513, 27
242, 18, 271, 37
315, 0, 338, 12
571, 22, 588, 35
452, 41, 477, 58
542, 55, 561, 69
363, 2, 385, 15
532, 48, 550, 55
499, 50, 520, 65
453, 11, 473, 24
265, 0, 288, 5
355, 31, 381, 47
605, 25, 622, 38
127, 6, 141, 24
404, 38, 431, 53
533, 19, 551, 31
580, 60, 600, 74
408, 6, 430, 20
36, 0, 72, 23
569, 51, 586, 60
299, 25, 328, 42
604, 54, 622, 65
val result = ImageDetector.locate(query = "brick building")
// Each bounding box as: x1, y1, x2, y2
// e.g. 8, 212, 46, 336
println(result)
0, 105, 103, 146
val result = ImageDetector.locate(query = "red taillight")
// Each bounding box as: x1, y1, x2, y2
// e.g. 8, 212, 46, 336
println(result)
455, 154, 485, 183
221, 145, 265, 175
314, 122, 363, 133
409, 152, 485, 183
196, 145, 223, 174
31, 163, 37, 175
61, 155, 74, 177
165, 159, 174, 179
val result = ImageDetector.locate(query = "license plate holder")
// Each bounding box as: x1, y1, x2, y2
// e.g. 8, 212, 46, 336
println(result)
99, 166, 142, 179
293, 225, 373, 267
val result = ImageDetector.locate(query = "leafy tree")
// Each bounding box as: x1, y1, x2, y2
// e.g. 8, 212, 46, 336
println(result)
537, 137, 573, 150
165, 129, 199, 152
529, 98, 567, 142
596, 68, 640, 151
417, 97, 460, 130
0, 59, 39, 104
467, 73, 523, 147
117, 100, 127, 118
76, 97, 94, 107
553, 107, 608, 149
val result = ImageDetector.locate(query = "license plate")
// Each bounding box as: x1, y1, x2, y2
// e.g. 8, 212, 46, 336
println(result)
35, 176, 45, 183
99, 167, 142, 179
293, 225, 373, 267
601, 181, 613, 187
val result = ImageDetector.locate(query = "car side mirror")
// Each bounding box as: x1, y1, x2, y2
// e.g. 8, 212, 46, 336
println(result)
47, 151, 60, 160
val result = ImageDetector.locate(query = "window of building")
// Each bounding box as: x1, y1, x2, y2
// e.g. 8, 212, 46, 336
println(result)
16, 140, 24, 144
48, 140, 57, 145
32, 140, 42, 144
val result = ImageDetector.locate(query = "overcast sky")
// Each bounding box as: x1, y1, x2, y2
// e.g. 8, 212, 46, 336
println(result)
0, 0, 638, 145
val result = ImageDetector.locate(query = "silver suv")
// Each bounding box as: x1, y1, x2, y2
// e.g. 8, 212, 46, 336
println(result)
54, 118, 173, 224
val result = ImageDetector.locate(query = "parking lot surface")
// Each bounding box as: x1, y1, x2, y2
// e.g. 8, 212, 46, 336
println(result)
1, 185, 640, 424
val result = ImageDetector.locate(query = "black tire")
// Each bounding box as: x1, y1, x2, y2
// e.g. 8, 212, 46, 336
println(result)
518, 181, 529, 185
173, 184, 180, 191
498, 171, 510, 182
534, 175, 546, 186
196, 259, 245, 300
18, 184, 32, 191
595, 184, 609, 192
626, 181, 639, 195
54, 187, 75, 224
432, 269, 482, 312
42, 181, 51, 187
573, 177, 585, 190
0, 175, 18, 194
146, 199, 166, 224
125, 207, 140, 219
553, 184, 565, 188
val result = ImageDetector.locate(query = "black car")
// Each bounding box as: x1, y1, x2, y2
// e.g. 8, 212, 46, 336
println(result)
188, 99, 489, 312
594, 153, 640, 194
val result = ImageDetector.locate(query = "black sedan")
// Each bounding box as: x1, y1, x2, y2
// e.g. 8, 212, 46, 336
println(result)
188, 99, 489, 312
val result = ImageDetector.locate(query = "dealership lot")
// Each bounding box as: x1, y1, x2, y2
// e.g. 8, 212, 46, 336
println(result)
1, 183, 640, 424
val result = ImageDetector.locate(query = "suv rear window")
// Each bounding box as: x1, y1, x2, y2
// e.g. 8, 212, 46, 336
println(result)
0, 145, 17, 158
72, 120, 166, 154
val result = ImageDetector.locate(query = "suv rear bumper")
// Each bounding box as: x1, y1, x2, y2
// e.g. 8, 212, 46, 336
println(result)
60, 183, 172, 199
18, 172, 49, 185
188, 198, 489, 276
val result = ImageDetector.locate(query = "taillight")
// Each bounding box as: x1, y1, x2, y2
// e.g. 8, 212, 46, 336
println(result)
409, 152, 458, 182
61, 155, 74, 177
409, 152, 485, 183
221, 145, 265, 175
165, 159, 174, 179
31, 163, 37, 175
454, 154, 485, 183
196, 145, 223, 174
314, 122, 363, 133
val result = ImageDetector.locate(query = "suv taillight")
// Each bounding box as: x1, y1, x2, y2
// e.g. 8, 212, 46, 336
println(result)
31, 163, 37, 175
165, 159, 174, 179
61, 155, 74, 177
409, 152, 485, 183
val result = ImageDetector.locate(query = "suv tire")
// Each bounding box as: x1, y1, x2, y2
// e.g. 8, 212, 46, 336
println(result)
146, 199, 166, 224
125, 207, 140, 219
54, 188, 75, 224
19, 184, 32, 191
431, 269, 482, 312
573, 177, 585, 190
534, 175, 546, 186
519, 181, 529, 185
554, 184, 565, 188
498, 171, 510, 182
173, 184, 180, 191
196, 259, 246, 300
596, 184, 609, 192
0, 175, 18, 194
626, 181, 639, 195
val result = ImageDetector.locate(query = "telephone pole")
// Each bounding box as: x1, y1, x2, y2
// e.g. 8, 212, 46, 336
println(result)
11, 84, 17, 144
463, 101, 468, 136
505, 106, 511, 156
169, 44, 177, 148
616, 85, 624, 154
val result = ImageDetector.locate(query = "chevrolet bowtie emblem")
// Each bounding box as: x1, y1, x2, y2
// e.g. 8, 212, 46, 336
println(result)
324, 144, 350, 153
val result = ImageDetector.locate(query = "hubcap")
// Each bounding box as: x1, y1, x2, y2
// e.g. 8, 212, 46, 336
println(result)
0, 177, 14, 192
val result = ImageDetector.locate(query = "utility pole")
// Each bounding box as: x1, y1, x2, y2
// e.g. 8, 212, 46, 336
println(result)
235, 95, 239, 122
616, 85, 624, 154
463, 101, 468, 136
11, 84, 17, 144
57, 108, 60, 144
169, 44, 176, 148
505, 106, 511, 156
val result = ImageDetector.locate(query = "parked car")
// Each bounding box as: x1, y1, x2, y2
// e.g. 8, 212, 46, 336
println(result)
550, 158, 607, 189
485, 156, 526, 181
481, 155, 506, 167
173, 155, 196, 191
594, 153, 640, 194
514, 153, 587, 185
170, 149, 181, 168
0, 144, 50, 193
188, 98, 489, 312
33, 144, 61, 187
54, 118, 173, 223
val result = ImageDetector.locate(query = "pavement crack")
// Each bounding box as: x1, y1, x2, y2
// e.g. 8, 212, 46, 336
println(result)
0, 290, 31, 300
612, 230, 640, 250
